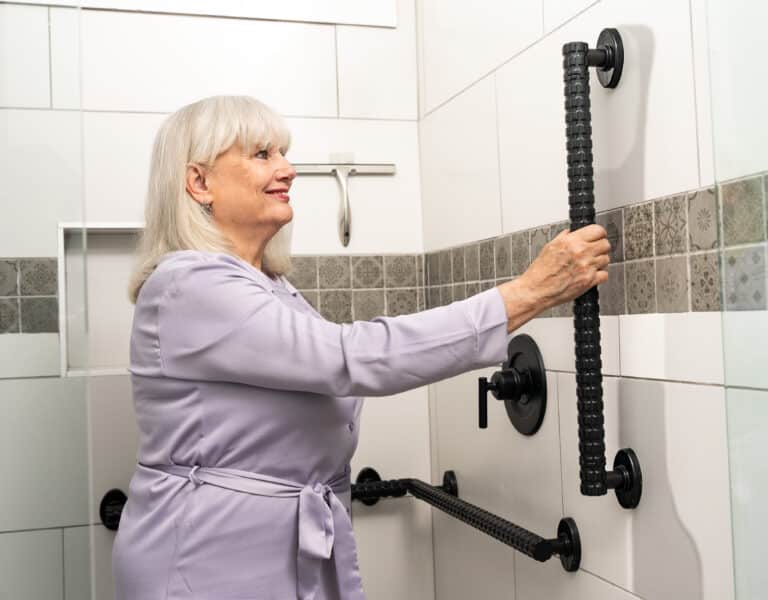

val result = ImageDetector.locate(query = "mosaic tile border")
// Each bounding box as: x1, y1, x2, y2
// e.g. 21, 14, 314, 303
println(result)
0, 258, 59, 334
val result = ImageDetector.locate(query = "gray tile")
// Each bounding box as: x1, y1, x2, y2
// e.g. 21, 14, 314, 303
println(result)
319, 290, 352, 322
438, 250, 452, 285
690, 252, 722, 312
384, 255, 418, 288
724, 245, 766, 310
626, 260, 656, 314
452, 283, 467, 302
301, 290, 319, 312
426, 252, 440, 287
417, 255, 425, 289
655, 256, 689, 313
386, 288, 418, 317
551, 302, 572, 318
597, 209, 624, 263
654, 195, 687, 256
439, 285, 453, 306
352, 255, 383, 288
451, 247, 465, 283
549, 221, 569, 240
530, 226, 549, 258
427, 286, 440, 309
509, 231, 530, 276
722, 177, 765, 247
318, 256, 350, 289
464, 244, 480, 282
601, 263, 625, 316
286, 256, 318, 290
466, 282, 480, 297
352, 289, 385, 320
19, 258, 57, 296
0, 260, 18, 296
494, 236, 511, 278
479, 241, 494, 280
624, 202, 654, 260
417, 287, 426, 311
20, 297, 59, 332
495, 277, 512, 286
688, 188, 719, 251
0, 298, 20, 333
479, 280, 496, 292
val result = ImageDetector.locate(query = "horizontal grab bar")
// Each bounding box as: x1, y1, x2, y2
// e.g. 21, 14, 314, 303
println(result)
351, 468, 581, 572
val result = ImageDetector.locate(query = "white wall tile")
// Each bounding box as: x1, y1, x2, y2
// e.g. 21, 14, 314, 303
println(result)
543, 0, 599, 34
12, 0, 398, 27
727, 387, 768, 600
619, 313, 724, 384
419, 77, 501, 251
497, 0, 700, 234
559, 375, 734, 599
0, 334, 60, 378
516, 315, 620, 376
337, 0, 418, 120
50, 7, 82, 110
92, 524, 117, 600
0, 378, 89, 531
0, 529, 63, 600
87, 375, 139, 523
689, 0, 714, 187
353, 498, 435, 600
82, 112, 166, 223
721, 311, 768, 390
287, 118, 423, 254
0, 4, 50, 108
433, 369, 563, 536
0, 109, 83, 257
432, 510, 516, 600
64, 526, 92, 600
516, 553, 640, 600
706, 0, 768, 181
419, 0, 542, 112
78, 10, 337, 115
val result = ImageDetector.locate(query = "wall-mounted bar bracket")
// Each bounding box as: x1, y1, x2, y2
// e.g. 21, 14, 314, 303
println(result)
294, 163, 396, 247
352, 467, 581, 573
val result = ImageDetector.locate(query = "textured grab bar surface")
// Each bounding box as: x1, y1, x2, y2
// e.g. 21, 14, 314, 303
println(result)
562, 42, 607, 496
407, 479, 552, 561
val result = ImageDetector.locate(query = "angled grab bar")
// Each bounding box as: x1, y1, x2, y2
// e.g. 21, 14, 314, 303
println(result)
562, 28, 642, 508
351, 468, 581, 572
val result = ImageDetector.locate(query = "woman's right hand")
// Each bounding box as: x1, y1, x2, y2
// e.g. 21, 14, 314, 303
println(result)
497, 224, 611, 333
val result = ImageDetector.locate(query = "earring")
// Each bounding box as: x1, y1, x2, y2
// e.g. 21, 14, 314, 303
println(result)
201, 202, 213, 215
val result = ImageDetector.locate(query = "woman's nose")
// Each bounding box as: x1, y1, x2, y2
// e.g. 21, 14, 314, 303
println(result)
276, 154, 297, 182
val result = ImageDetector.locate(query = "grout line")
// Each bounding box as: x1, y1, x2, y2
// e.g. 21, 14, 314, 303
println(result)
421, 0, 602, 118
61, 528, 66, 598
580, 567, 646, 598
687, 0, 703, 189
492, 73, 505, 232
552, 369, 732, 389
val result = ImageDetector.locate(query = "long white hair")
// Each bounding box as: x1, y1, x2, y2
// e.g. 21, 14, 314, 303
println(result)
128, 95, 293, 303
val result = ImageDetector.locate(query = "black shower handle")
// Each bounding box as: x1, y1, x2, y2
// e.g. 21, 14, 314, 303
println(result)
562, 29, 642, 509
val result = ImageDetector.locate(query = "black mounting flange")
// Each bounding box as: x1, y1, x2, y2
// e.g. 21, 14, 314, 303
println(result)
591, 28, 624, 88
557, 517, 581, 572
99, 488, 127, 531
610, 448, 643, 509
355, 467, 383, 506
478, 334, 547, 435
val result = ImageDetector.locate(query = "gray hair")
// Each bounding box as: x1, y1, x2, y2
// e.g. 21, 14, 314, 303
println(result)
128, 95, 293, 303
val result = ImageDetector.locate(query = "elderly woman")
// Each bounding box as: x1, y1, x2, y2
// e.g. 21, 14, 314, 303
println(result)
113, 95, 609, 599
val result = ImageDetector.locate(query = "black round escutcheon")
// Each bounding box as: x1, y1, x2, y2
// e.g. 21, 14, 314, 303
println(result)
614, 448, 643, 509
99, 489, 127, 531
596, 28, 624, 89
355, 467, 382, 506
557, 517, 582, 572
503, 334, 547, 436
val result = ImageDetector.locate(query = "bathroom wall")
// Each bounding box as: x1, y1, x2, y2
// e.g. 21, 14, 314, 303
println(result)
416, 0, 753, 598
0, 1, 432, 598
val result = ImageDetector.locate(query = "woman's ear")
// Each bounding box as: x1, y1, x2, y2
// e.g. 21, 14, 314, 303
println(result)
185, 163, 214, 206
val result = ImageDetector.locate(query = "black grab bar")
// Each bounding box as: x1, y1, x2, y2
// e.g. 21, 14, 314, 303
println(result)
351, 468, 581, 572
562, 28, 642, 509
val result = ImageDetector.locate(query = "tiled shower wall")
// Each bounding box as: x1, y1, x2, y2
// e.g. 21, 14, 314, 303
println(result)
416, 0, 759, 598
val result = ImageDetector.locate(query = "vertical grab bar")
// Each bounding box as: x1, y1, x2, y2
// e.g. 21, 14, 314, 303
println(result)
562, 28, 642, 509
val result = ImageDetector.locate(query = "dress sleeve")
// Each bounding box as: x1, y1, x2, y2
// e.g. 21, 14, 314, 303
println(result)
157, 256, 510, 397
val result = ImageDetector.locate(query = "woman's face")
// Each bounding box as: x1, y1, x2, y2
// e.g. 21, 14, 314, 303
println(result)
203, 141, 297, 237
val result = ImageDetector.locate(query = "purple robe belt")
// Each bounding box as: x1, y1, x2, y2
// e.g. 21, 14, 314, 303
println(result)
143, 463, 366, 600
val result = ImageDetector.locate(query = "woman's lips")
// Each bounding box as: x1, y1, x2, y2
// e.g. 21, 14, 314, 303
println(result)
267, 191, 290, 202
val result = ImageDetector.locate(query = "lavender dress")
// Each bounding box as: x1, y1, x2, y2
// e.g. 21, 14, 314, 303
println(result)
112, 250, 509, 600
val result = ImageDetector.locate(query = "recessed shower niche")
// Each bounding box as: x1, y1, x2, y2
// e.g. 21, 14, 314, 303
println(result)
59, 223, 141, 376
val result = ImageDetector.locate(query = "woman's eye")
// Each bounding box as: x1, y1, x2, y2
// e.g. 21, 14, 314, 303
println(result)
254, 149, 269, 159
